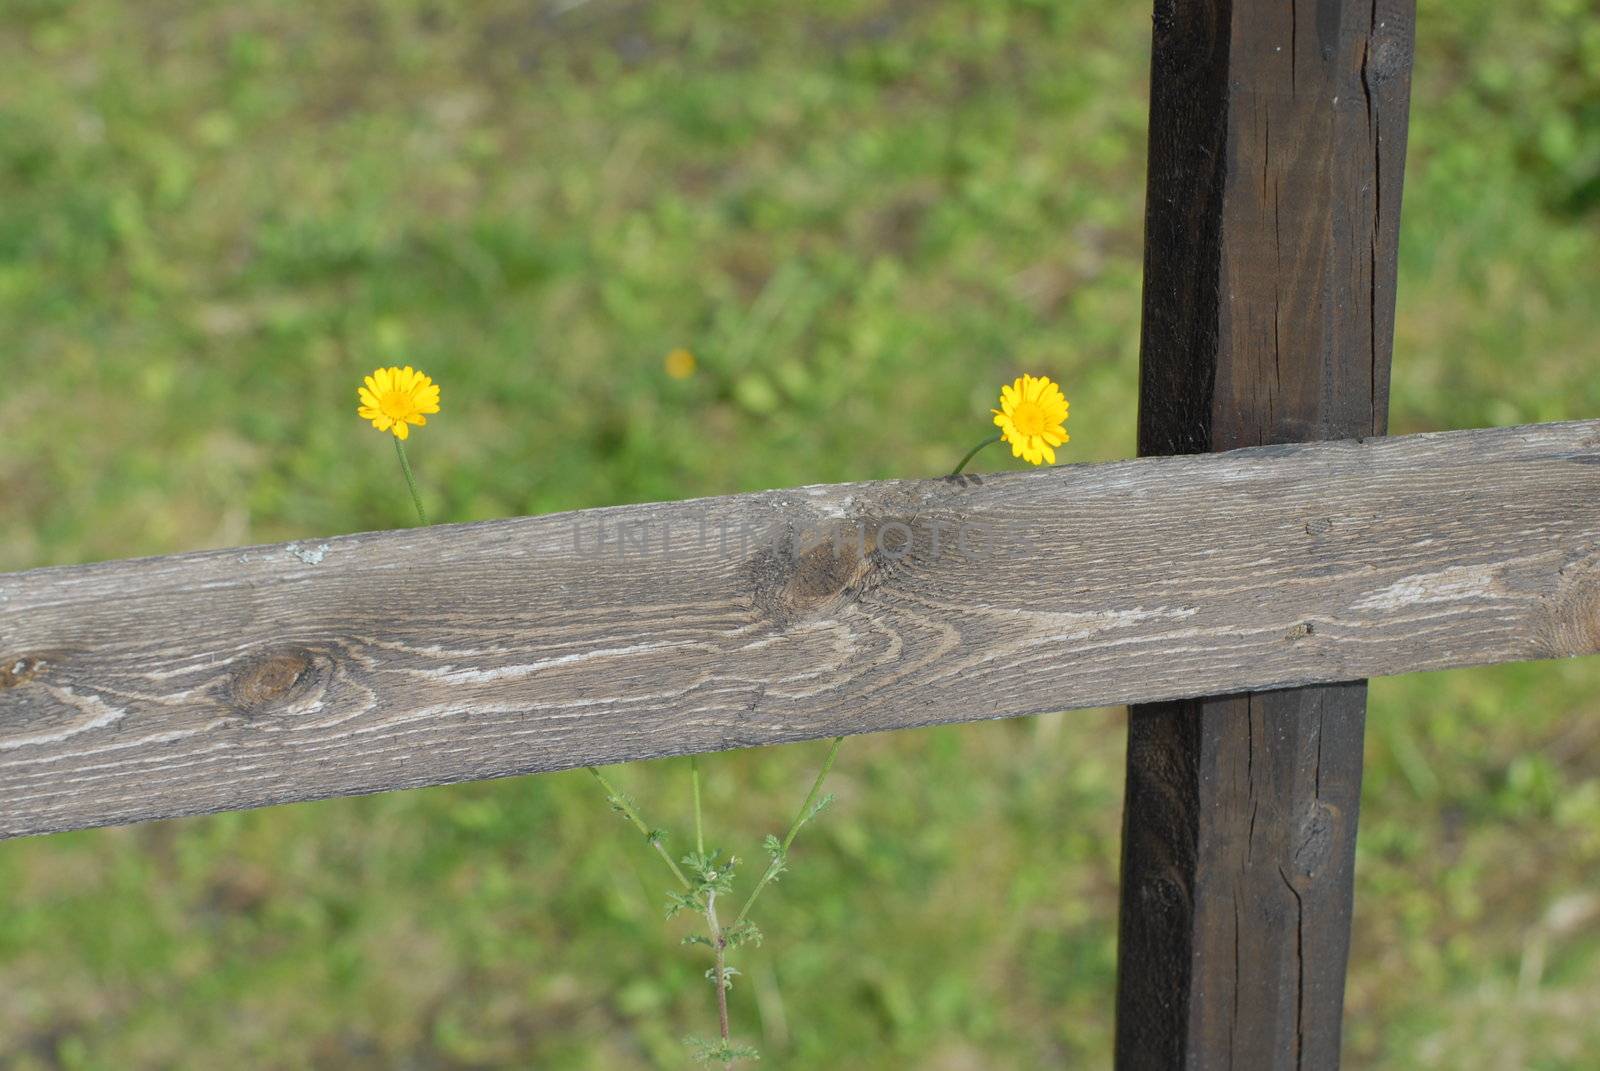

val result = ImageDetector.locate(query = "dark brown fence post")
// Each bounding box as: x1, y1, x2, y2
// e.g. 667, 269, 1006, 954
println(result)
1115, 2, 1415, 1068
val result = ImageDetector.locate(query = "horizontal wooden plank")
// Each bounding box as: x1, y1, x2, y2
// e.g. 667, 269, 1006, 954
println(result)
3, 420, 1599, 839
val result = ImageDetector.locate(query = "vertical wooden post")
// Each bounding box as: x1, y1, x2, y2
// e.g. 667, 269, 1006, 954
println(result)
1114, 2, 1414, 1068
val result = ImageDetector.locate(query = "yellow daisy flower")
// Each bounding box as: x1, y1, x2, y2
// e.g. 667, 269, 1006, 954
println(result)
357, 365, 440, 440
992, 374, 1069, 465
663, 347, 697, 380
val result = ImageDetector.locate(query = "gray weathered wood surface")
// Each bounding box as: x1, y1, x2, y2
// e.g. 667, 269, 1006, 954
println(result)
3, 420, 1598, 840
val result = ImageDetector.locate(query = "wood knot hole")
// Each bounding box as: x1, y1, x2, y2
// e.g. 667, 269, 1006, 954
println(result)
227, 647, 318, 715
748, 519, 899, 627
1292, 800, 1340, 878
0, 656, 48, 690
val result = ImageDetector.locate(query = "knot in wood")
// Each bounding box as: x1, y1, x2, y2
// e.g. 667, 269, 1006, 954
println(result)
226, 646, 322, 716
1138, 870, 1194, 922
1291, 800, 1340, 880
748, 519, 885, 627
0, 655, 48, 690
1546, 551, 1600, 658
1364, 21, 1414, 89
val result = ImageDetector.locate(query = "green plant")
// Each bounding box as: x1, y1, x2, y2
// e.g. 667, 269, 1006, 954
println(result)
574, 372, 1067, 1063
586, 742, 842, 1065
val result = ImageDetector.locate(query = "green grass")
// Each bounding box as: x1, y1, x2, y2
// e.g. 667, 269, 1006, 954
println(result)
2, 0, 1599, 1067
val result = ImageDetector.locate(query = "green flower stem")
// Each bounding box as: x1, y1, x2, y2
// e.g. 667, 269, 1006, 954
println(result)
705, 889, 732, 1047
584, 766, 692, 891
393, 436, 428, 526
691, 757, 706, 857
950, 432, 1003, 476
732, 735, 844, 930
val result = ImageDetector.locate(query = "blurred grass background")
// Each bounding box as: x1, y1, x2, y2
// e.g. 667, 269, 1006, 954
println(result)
2, 0, 1599, 1067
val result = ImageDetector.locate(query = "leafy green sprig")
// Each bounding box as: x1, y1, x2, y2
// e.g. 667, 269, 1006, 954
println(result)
584, 738, 845, 1065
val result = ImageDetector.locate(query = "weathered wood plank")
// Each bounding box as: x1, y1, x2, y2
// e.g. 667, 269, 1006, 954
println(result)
3, 421, 1598, 841
1117, 1, 1417, 1066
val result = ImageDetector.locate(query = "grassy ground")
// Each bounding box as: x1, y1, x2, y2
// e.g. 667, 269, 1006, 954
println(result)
2, 0, 1598, 1067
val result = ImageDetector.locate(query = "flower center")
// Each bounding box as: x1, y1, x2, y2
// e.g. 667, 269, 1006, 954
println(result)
1011, 401, 1050, 437
379, 390, 419, 421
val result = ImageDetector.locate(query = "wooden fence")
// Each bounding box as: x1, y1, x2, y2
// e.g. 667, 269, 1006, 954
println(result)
4, 420, 1597, 839
2, 1, 1592, 1067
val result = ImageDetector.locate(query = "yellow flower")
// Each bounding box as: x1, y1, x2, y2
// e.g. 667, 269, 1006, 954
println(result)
992, 374, 1069, 465
357, 365, 440, 440
664, 347, 697, 380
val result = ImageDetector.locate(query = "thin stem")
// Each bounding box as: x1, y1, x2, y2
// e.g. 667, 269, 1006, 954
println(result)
691, 757, 706, 857
732, 735, 844, 929
779, 736, 844, 858
584, 766, 692, 891
393, 436, 428, 526
950, 432, 1003, 476
706, 890, 732, 1046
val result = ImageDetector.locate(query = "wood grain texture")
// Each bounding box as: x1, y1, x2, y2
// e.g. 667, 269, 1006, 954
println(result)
1118, 1, 1417, 1067
2, 423, 1596, 840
